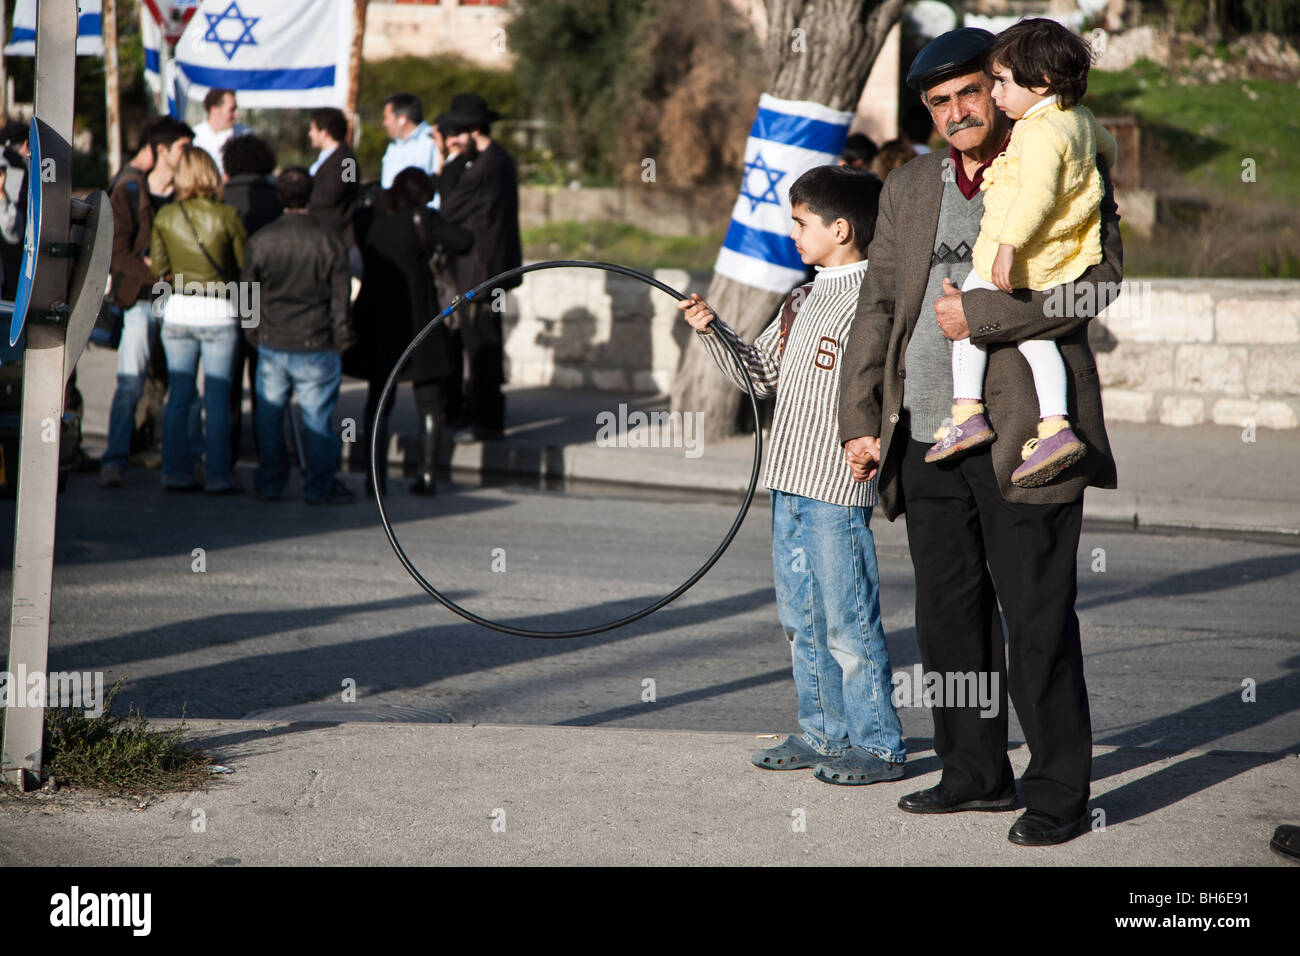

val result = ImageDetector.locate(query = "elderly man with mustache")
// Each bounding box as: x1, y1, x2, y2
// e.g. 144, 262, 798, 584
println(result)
837, 28, 1121, 846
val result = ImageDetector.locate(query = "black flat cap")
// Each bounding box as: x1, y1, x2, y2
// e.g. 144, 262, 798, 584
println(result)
905, 27, 995, 92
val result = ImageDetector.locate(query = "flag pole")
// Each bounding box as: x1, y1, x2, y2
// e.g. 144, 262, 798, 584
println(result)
104, 0, 122, 173
345, 0, 368, 147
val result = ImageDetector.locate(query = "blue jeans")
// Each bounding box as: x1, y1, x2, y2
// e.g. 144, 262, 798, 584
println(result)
254, 346, 342, 500
102, 301, 201, 470
770, 489, 905, 763
160, 322, 238, 489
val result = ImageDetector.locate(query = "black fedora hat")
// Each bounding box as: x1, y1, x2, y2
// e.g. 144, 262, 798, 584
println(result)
440, 93, 503, 131
905, 27, 995, 92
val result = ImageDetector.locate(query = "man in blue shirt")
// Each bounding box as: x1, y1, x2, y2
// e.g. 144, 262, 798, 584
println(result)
380, 93, 437, 189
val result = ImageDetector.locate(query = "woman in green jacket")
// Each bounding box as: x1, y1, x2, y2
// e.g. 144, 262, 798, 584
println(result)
151, 146, 247, 492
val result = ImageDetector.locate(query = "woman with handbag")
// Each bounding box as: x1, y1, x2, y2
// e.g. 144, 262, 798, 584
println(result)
150, 146, 248, 493
351, 167, 472, 496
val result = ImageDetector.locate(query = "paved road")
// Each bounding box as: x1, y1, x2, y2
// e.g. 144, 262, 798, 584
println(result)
4, 472, 1295, 760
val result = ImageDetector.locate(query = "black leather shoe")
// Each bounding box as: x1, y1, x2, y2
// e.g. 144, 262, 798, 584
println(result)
1008, 809, 1088, 846
898, 783, 1017, 814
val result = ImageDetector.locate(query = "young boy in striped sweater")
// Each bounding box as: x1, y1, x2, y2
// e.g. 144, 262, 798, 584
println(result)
678, 165, 905, 785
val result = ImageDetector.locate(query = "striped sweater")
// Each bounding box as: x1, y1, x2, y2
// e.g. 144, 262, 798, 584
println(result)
698, 259, 877, 508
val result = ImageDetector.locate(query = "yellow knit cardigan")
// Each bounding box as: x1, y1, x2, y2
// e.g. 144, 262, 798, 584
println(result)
972, 102, 1120, 291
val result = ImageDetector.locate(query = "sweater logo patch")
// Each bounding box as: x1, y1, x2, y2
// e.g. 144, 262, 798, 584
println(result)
814, 336, 838, 371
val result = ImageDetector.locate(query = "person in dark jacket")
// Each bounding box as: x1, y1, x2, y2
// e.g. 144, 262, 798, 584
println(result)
221, 132, 282, 464
436, 93, 522, 443
222, 133, 281, 234
242, 167, 356, 505
352, 167, 472, 496
307, 107, 359, 251
99, 118, 196, 487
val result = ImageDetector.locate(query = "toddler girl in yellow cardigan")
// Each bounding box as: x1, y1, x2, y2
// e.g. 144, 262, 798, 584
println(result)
926, 18, 1118, 487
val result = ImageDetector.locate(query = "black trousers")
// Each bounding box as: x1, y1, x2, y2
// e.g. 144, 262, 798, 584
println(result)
459, 299, 505, 432
364, 377, 453, 460
900, 435, 1092, 821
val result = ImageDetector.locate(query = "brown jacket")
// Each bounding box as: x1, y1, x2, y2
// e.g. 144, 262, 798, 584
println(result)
837, 149, 1121, 520
108, 164, 158, 307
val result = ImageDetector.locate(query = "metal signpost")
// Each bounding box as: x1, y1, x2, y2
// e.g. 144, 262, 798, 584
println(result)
1, 3, 114, 790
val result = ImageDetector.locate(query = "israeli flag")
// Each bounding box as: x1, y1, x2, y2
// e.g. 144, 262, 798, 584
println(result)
714, 94, 854, 294
173, 0, 354, 108
140, 12, 184, 118
142, 8, 163, 97
5, 0, 104, 57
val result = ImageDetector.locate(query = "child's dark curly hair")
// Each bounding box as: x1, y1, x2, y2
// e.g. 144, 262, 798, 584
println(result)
986, 18, 1093, 109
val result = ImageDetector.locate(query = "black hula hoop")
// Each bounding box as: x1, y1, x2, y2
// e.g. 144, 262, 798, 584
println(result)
370, 259, 763, 639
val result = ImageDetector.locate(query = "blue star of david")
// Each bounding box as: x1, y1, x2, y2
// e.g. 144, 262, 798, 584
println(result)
740, 151, 786, 213
203, 1, 260, 61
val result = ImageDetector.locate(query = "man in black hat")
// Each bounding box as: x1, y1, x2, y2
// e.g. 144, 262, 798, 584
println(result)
437, 93, 522, 443
837, 28, 1123, 846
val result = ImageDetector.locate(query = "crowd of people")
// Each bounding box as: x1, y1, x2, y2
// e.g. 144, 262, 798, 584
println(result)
96, 87, 522, 503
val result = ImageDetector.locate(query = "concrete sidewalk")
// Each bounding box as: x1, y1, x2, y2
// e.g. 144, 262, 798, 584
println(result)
0, 720, 1293, 866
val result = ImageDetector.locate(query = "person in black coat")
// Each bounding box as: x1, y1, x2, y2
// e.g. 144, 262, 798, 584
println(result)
307, 107, 360, 261
436, 93, 523, 443
220, 133, 283, 464
352, 168, 472, 496
222, 134, 282, 235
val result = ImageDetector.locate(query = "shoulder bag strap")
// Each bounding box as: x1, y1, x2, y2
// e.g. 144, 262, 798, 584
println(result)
177, 199, 236, 282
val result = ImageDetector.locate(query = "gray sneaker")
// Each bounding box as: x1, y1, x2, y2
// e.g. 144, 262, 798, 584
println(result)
813, 747, 905, 785
98, 464, 123, 488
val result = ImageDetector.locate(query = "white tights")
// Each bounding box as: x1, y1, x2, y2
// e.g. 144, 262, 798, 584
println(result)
952, 271, 1068, 418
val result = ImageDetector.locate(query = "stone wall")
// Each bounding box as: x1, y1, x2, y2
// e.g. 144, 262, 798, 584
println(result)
499, 271, 1300, 430
519, 186, 733, 236
1094, 279, 1300, 429
503, 267, 712, 394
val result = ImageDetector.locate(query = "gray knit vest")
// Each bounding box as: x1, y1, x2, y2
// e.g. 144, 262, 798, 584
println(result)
901, 176, 985, 442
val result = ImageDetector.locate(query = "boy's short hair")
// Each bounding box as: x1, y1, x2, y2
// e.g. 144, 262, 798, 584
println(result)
986, 18, 1092, 109
275, 167, 313, 210
788, 165, 884, 254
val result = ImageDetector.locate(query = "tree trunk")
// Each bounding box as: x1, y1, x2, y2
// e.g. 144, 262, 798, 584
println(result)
670, 0, 904, 443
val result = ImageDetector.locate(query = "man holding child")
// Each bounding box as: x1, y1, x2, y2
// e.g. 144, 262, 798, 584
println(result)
838, 26, 1122, 846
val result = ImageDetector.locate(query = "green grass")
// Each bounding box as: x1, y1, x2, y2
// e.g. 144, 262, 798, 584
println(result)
0, 680, 211, 796
1086, 61, 1300, 201
524, 221, 721, 271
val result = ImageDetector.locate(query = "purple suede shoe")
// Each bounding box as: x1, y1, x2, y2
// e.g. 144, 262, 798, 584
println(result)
925, 413, 995, 463
1011, 426, 1087, 487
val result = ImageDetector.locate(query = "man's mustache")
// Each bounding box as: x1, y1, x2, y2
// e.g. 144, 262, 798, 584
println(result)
945, 116, 985, 137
